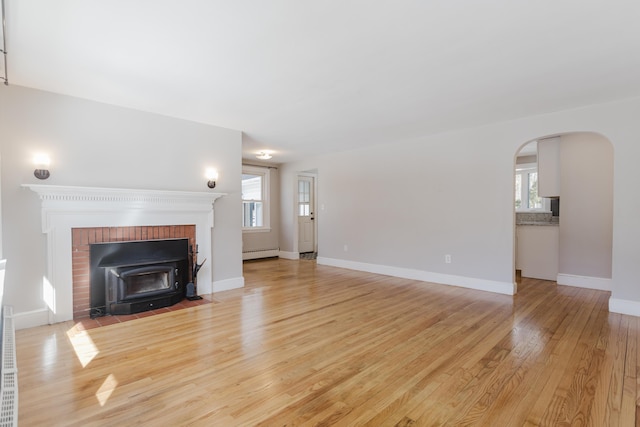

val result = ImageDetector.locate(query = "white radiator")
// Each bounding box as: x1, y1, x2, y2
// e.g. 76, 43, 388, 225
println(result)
242, 248, 279, 261
0, 306, 17, 427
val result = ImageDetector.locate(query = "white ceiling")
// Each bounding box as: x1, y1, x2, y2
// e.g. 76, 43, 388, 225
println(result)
3, 1, 640, 163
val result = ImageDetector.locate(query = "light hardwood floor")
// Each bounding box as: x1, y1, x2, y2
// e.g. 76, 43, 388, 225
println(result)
16, 258, 638, 426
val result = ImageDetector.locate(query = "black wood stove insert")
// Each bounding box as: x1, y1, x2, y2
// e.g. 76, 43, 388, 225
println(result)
89, 238, 189, 317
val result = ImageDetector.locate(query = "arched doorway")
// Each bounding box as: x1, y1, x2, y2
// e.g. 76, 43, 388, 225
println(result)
514, 132, 613, 290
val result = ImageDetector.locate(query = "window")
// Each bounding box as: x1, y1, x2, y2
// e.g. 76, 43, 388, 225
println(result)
515, 164, 548, 211
242, 165, 270, 230
298, 179, 311, 216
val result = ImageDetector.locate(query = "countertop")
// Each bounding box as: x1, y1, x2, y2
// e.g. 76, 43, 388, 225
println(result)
516, 221, 559, 226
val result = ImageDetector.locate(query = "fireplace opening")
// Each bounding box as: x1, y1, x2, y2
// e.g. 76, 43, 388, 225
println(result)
108, 263, 176, 300
90, 239, 190, 317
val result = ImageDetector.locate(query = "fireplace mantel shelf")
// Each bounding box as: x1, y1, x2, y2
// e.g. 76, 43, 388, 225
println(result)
22, 184, 226, 205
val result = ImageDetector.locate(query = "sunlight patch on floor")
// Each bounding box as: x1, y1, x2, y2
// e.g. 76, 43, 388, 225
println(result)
66, 324, 99, 368
96, 374, 118, 407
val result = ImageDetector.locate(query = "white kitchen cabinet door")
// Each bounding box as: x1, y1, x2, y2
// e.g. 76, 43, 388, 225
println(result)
517, 225, 559, 281
537, 137, 560, 198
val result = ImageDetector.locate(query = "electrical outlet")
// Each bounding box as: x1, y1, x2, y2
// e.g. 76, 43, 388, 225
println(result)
445, 254, 452, 264
344, 244, 348, 252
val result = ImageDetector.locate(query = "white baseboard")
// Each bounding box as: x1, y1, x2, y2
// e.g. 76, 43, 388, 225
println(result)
316, 257, 516, 295
278, 251, 299, 260
609, 298, 640, 317
12, 308, 50, 330
212, 276, 244, 293
557, 274, 611, 291
243, 249, 279, 260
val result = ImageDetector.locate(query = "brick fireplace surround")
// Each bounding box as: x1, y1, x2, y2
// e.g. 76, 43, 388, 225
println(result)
72, 225, 196, 319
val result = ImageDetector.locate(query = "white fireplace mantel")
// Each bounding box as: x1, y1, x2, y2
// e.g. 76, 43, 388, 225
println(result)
23, 184, 226, 324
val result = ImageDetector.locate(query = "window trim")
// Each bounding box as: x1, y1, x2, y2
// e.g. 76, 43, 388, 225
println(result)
242, 165, 271, 232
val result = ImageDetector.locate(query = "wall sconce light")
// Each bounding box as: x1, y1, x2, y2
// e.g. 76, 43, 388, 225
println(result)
256, 151, 272, 160
33, 153, 51, 180
205, 168, 218, 189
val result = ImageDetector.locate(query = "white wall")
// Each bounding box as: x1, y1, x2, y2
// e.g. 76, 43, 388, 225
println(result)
282, 133, 514, 292
280, 96, 640, 310
558, 132, 613, 279
0, 85, 243, 319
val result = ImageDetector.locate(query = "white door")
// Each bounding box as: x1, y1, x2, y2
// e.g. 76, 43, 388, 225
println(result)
298, 176, 315, 253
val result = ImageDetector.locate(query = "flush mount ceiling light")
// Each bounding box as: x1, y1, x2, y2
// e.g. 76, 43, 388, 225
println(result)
256, 152, 272, 160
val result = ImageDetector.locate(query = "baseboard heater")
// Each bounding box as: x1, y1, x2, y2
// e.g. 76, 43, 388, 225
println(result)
0, 306, 17, 427
242, 248, 279, 261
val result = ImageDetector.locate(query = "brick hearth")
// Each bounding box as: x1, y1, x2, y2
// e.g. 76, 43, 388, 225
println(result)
71, 225, 196, 319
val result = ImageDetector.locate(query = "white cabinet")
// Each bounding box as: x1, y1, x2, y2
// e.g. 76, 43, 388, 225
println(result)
537, 137, 560, 197
516, 225, 559, 281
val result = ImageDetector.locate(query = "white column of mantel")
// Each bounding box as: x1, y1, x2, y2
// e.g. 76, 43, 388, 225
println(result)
22, 185, 226, 323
